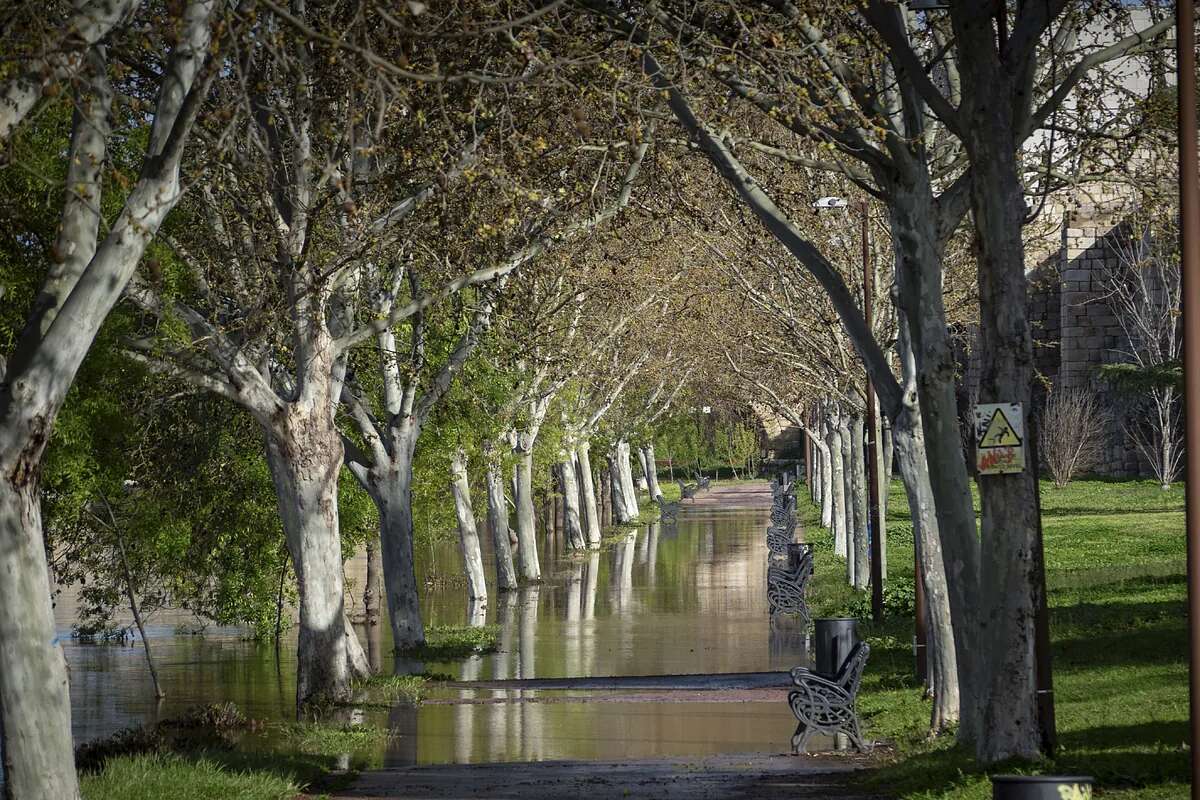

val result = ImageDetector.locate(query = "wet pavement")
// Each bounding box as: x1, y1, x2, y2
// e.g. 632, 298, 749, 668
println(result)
48, 480, 872, 793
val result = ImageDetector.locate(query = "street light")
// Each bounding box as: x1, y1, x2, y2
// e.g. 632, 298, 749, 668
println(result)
812, 197, 885, 625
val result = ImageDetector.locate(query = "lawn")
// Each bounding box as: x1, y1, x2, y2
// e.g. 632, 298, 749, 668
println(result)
802, 478, 1189, 799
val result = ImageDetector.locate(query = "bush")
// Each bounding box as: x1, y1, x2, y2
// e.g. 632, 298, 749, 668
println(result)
1039, 389, 1108, 488
847, 577, 916, 619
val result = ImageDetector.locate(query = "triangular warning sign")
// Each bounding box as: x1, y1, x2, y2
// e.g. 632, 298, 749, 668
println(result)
979, 408, 1022, 448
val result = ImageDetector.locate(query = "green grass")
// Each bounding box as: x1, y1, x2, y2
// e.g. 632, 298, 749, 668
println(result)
398, 623, 499, 662
803, 478, 1189, 799
274, 720, 393, 755
80, 754, 298, 800
354, 673, 428, 704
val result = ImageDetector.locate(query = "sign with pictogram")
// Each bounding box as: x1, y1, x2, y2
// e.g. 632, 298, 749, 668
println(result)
974, 402, 1026, 475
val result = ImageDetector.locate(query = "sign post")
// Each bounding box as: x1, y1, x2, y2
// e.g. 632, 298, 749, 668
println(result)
974, 402, 1026, 475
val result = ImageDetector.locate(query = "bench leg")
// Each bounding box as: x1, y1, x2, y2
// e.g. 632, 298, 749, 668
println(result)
791, 722, 813, 754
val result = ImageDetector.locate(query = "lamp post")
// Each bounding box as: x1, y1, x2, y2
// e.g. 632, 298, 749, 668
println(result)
1176, 0, 1200, 795
813, 197, 884, 621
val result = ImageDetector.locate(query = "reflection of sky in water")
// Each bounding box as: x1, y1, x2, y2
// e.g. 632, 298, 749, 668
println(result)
39, 505, 810, 767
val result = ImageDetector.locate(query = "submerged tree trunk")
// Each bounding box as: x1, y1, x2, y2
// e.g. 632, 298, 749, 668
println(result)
265, 420, 355, 708
364, 434, 426, 655
850, 413, 869, 591
484, 448, 518, 591
0, 478, 79, 800
600, 468, 613, 527
635, 446, 651, 492
513, 439, 541, 582
616, 439, 639, 518
608, 454, 633, 524
114, 523, 165, 699
577, 442, 602, 545
558, 453, 587, 550
450, 448, 488, 603
364, 536, 382, 626
643, 443, 662, 499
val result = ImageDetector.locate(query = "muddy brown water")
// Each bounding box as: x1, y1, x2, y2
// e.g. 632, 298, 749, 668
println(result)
28, 483, 816, 772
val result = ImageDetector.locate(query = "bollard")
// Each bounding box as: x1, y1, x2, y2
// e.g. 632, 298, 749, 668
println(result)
813, 617, 858, 677
991, 776, 1093, 799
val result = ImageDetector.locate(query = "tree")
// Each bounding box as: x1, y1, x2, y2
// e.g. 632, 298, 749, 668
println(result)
0, 3, 220, 794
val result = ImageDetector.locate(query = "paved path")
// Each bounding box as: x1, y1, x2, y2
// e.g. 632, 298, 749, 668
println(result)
335, 481, 873, 800
676, 480, 773, 510
334, 753, 887, 799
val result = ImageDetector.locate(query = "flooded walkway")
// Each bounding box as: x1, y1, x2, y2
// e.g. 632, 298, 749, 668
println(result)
336, 481, 878, 799
336, 753, 885, 799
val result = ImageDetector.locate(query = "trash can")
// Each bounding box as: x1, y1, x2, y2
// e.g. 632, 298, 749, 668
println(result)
813, 618, 858, 677
787, 542, 813, 570
991, 775, 1093, 799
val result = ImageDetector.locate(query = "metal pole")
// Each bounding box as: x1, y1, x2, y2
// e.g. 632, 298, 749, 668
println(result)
863, 200, 884, 623
1177, 1, 1200, 794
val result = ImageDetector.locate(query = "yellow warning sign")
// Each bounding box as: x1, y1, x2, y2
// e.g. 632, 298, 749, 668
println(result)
979, 407, 1022, 448
973, 402, 1026, 475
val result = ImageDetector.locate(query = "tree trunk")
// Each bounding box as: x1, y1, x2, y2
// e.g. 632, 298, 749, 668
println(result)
577, 442, 602, 545
635, 446, 650, 492
839, 416, 854, 569
450, 448, 488, 603
114, 523, 165, 699
616, 439, 639, 518
891, 396, 960, 732
600, 468, 612, 527
850, 413, 870, 591
958, 63, 1044, 760
364, 536, 382, 626
609, 453, 633, 524
558, 453, 587, 550
484, 453, 518, 591
513, 442, 541, 581
827, 414, 847, 556
643, 443, 662, 499
889, 156, 984, 752
265, 421, 355, 708
367, 443, 426, 655
0, 478, 79, 800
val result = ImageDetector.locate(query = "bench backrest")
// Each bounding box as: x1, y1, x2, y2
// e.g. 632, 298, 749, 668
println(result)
834, 641, 871, 695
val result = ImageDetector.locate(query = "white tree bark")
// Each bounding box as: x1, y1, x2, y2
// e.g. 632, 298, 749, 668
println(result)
558, 453, 587, 550
450, 448, 488, 603
850, 412, 869, 591
513, 434, 542, 581
264, 351, 370, 705
608, 452, 633, 525
0, 7, 213, 795
635, 446, 650, 491
617, 439, 639, 518
576, 442, 602, 546
642, 443, 662, 499
484, 444, 519, 591
827, 413, 847, 557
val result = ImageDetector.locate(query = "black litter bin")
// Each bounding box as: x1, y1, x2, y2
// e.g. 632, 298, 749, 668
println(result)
992, 775, 1093, 799
813, 617, 858, 676
786, 542, 812, 569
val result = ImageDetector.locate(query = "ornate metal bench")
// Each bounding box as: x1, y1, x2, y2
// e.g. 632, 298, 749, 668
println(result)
766, 524, 794, 555
677, 479, 697, 501
655, 494, 680, 523
769, 495, 796, 528
788, 641, 871, 754
767, 555, 812, 623
694, 473, 711, 491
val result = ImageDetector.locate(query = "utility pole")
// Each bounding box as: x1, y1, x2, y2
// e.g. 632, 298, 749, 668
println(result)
863, 200, 884, 623
1177, 0, 1200, 795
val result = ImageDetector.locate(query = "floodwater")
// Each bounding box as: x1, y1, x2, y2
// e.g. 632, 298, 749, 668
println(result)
43, 486, 810, 769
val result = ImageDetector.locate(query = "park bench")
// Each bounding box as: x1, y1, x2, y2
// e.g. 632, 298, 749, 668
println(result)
677, 479, 698, 502
767, 553, 813, 622
655, 494, 680, 523
766, 524, 794, 555
770, 495, 796, 529
694, 473, 711, 491
787, 641, 872, 754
